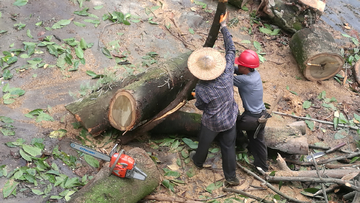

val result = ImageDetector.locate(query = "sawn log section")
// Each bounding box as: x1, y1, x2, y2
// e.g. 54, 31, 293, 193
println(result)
108, 52, 192, 131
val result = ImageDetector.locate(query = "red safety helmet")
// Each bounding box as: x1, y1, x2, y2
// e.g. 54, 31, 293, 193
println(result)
234, 50, 260, 68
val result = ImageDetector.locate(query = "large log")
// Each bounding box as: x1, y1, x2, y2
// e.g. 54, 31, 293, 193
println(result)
289, 24, 344, 81
141, 111, 309, 155
65, 75, 139, 136
69, 147, 160, 203
257, 0, 325, 34
108, 52, 192, 131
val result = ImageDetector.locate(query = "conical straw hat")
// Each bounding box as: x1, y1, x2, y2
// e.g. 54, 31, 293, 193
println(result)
187, 47, 226, 80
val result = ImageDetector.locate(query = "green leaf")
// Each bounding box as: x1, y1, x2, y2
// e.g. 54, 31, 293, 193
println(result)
14, 0, 28, 6
182, 138, 198, 149
334, 129, 348, 139
19, 149, 32, 161
339, 113, 349, 124
189, 28, 194, 34
270, 29, 281, 36
74, 21, 86, 27
31, 188, 44, 195
170, 140, 180, 151
0, 116, 14, 124
3, 179, 18, 198
164, 170, 180, 178
354, 113, 360, 122
94, 5, 103, 10
205, 181, 222, 193
52, 19, 72, 29
22, 144, 42, 157
75, 45, 84, 59
303, 101, 311, 109
305, 117, 314, 131
259, 27, 272, 34
161, 179, 174, 192
64, 177, 81, 188
253, 41, 261, 52
84, 154, 100, 168
26, 29, 33, 38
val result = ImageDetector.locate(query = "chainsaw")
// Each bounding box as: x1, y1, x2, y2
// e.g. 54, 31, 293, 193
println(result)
70, 143, 147, 181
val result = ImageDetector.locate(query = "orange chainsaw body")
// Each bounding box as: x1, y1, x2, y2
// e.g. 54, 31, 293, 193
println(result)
109, 152, 135, 178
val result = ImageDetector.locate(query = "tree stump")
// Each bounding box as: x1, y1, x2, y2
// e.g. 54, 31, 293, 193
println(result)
108, 52, 193, 131
68, 147, 160, 203
289, 25, 344, 81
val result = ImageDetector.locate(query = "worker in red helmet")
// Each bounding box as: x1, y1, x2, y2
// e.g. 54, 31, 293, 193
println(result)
233, 50, 270, 172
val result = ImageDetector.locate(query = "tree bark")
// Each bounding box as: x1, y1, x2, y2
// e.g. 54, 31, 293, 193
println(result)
289, 24, 344, 81
68, 147, 160, 203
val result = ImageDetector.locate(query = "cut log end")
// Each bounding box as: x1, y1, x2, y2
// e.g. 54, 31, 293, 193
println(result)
108, 90, 136, 131
304, 53, 344, 81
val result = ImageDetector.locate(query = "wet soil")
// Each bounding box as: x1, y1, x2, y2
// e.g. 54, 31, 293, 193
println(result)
1, 0, 360, 202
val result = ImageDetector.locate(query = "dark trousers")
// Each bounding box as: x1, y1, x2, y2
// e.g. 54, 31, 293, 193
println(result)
236, 111, 268, 172
192, 124, 237, 180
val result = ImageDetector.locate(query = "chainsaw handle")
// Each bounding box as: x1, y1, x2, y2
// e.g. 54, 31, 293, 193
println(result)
325, 142, 346, 154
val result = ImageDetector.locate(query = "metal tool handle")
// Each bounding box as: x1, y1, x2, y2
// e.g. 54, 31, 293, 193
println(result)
267, 90, 283, 116
325, 142, 346, 154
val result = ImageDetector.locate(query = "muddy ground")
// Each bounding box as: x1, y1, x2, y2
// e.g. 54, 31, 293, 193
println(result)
1, 0, 360, 202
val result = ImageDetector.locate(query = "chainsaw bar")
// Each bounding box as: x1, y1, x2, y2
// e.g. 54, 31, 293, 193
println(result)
70, 143, 110, 162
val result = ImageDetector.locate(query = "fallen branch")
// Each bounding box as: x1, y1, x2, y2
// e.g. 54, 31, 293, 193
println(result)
266, 176, 360, 192
143, 195, 202, 203
222, 188, 272, 203
273, 111, 360, 130
237, 163, 311, 203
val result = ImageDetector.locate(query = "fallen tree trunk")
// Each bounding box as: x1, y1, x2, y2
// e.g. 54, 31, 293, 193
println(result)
108, 52, 193, 131
257, 0, 325, 34
289, 24, 344, 81
69, 147, 160, 203
65, 75, 139, 136
131, 111, 308, 154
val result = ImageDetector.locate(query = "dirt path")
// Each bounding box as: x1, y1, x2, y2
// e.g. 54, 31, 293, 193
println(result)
1, 0, 360, 202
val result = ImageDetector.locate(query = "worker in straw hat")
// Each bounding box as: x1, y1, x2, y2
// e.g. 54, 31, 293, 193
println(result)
188, 12, 240, 186
233, 50, 270, 172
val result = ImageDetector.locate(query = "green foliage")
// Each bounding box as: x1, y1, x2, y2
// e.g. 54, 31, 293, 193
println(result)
142, 51, 158, 67
0, 116, 15, 136
24, 108, 54, 122
2, 83, 25, 105
206, 181, 222, 193
341, 33, 360, 66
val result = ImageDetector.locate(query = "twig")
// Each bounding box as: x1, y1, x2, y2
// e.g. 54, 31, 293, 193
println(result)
273, 111, 360, 130
98, 23, 117, 50
237, 163, 311, 203
312, 153, 329, 203
223, 188, 272, 203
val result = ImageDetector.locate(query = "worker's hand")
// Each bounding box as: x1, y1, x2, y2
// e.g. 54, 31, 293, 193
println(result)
219, 12, 228, 29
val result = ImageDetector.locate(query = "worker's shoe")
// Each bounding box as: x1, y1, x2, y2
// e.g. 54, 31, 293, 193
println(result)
189, 151, 203, 169
225, 177, 240, 187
